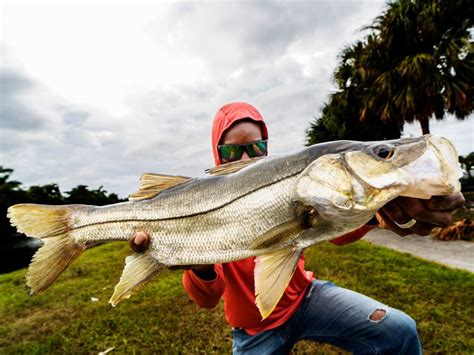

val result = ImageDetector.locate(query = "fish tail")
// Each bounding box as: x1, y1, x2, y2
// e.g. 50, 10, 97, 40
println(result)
7, 203, 88, 295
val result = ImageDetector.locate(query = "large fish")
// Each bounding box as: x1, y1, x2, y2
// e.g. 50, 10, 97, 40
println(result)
7, 135, 462, 319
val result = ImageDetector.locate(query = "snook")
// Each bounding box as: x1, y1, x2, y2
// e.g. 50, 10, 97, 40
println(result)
8, 135, 462, 319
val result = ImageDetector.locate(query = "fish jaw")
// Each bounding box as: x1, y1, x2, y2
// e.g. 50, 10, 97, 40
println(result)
400, 136, 462, 199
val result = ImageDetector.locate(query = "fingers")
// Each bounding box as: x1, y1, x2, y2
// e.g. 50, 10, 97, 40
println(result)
168, 265, 194, 270
395, 197, 453, 227
129, 231, 150, 253
168, 264, 214, 272
378, 194, 460, 237
377, 207, 433, 237
425, 193, 465, 211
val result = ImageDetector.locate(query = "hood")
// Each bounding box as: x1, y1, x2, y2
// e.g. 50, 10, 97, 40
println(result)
211, 102, 269, 165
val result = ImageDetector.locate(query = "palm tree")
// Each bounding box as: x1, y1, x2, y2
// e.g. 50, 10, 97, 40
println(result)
0, 166, 22, 191
308, 0, 473, 143
307, 39, 402, 145
361, 0, 473, 134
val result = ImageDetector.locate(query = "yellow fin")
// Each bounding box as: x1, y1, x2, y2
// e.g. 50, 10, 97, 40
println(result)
109, 253, 164, 306
250, 218, 306, 250
205, 157, 263, 176
255, 247, 303, 320
129, 173, 191, 201
7, 203, 88, 294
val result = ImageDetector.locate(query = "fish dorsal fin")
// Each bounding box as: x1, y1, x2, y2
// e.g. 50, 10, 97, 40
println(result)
109, 253, 164, 306
205, 157, 263, 176
129, 173, 192, 201
255, 247, 303, 320
250, 218, 306, 250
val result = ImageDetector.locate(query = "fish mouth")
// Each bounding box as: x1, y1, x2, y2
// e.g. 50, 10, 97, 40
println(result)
400, 136, 462, 199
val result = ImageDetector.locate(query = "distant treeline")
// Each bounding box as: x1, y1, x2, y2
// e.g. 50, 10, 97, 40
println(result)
0, 166, 125, 239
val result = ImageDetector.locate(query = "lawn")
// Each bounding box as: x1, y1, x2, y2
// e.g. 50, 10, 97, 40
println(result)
1, 240, 473, 354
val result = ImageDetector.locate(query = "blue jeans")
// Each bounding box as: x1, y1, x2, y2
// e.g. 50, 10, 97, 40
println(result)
232, 280, 422, 354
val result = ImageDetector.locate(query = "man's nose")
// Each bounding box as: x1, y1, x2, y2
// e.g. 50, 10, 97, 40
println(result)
240, 151, 250, 161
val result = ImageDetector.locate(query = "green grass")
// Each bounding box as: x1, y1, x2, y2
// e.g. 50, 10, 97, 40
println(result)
1, 241, 473, 354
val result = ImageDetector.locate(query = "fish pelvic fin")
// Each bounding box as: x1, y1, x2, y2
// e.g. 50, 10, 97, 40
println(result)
129, 173, 192, 201
109, 253, 164, 306
250, 218, 306, 250
255, 247, 303, 320
7, 203, 87, 295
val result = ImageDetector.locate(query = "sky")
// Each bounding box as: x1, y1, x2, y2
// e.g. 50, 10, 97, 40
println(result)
1, 0, 473, 198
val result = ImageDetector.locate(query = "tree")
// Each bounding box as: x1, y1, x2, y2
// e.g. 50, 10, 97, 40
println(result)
0, 166, 22, 191
459, 152, 474, 181
65, 185, 124, 205
0, 167, 27, 237
307, 0, 473, 143
307, 69, 402, 145
368, 0, 473, 134
27, 184, 64, 205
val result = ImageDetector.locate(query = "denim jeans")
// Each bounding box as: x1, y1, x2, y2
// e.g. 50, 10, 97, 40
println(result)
232, 280, 422, 354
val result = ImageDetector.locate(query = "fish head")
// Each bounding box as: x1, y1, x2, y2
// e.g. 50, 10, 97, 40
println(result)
292, 135, 462, 224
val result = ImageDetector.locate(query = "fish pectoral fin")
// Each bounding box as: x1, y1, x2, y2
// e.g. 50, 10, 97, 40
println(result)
255, 247, 303, 320
109, 253, 164, 306
129, 173, 192, 201
250, 218, 306, 250
205, 157, 263, 176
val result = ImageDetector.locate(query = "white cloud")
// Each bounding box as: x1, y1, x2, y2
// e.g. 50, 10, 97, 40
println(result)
1, 0, 471, 198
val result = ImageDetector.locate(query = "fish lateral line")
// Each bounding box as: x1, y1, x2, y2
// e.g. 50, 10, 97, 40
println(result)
73, 171, 304, 230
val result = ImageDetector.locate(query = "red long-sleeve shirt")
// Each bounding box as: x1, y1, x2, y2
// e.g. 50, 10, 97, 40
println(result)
189, 102, 376, 334
183, 225, 373, 335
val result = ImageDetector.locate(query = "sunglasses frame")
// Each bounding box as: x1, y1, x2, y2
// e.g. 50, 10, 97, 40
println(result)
218, 139, 268, 163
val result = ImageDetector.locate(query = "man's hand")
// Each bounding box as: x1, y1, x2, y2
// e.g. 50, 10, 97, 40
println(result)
376, 193, 465, 237
129, 231, 150, 253
129, 232, 216, 279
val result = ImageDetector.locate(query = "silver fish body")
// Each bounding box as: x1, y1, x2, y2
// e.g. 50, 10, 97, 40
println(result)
7, 135, 462, 318
71, 140, 358, 265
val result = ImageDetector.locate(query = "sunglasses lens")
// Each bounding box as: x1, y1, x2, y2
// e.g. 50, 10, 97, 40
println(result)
247, 140, 268, 157
219, 145, 243, 162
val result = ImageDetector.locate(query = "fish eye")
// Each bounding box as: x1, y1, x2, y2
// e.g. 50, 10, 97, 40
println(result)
373, 145, 394, 159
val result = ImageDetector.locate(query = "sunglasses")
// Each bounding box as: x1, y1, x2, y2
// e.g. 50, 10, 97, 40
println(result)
218, 139, 268, 163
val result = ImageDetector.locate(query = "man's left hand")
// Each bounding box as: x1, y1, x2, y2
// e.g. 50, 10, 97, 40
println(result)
376, 193, 465, 237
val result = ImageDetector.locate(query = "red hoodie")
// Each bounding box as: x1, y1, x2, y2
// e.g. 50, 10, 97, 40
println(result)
182, 102, 373, 335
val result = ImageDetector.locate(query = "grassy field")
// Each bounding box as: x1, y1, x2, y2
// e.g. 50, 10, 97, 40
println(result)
1, 240, 473, 354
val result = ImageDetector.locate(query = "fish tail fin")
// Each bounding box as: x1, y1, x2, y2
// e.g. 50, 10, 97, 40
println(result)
7, 203, 87, 295
109, 253, 164, 306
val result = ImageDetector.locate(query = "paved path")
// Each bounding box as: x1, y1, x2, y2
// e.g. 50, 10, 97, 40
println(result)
363, 228, 474, 273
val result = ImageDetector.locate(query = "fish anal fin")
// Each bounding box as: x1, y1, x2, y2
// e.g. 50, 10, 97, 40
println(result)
129, 173, 191, 201
109, 253, 164, 306
255, 247, 303, 320
205, 157, 263, 176
250, 218, 305, 250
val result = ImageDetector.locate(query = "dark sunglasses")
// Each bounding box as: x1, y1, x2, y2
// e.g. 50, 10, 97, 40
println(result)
218, 139, 268, 163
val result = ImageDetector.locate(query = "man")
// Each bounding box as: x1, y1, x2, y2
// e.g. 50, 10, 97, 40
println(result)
131, 102, 464, 354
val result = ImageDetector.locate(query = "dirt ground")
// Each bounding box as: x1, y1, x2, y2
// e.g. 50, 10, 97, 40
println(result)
364, 228, 474, 273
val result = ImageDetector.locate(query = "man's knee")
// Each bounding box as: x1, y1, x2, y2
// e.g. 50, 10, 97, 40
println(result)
369, 308, 386, 322
383, 310, 421, 353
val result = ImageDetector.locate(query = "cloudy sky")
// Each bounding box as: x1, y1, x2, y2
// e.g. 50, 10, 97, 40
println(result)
1, 1, 472, 197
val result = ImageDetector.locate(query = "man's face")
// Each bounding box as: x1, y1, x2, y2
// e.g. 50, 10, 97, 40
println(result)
220, 121, 264, 163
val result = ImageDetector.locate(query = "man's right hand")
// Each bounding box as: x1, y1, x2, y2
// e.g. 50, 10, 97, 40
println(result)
129, 232, 216, 280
